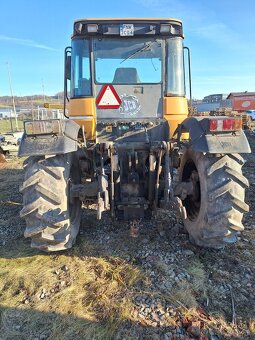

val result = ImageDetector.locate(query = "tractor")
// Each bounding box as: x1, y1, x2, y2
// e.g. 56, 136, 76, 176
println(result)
19, 18, 251, 251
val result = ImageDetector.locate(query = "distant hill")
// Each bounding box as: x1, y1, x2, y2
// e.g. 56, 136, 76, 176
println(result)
0, 92, 64, 108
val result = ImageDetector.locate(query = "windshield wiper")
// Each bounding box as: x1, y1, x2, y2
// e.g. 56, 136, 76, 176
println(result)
120, 42, 153, 64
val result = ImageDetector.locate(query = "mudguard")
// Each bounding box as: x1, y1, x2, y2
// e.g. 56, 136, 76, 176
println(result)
177, 116, 251, 154
18, 119, 80, 157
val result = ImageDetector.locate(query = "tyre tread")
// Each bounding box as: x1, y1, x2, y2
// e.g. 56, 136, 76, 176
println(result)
20, 154, 80, 252
181, 150, 249, 249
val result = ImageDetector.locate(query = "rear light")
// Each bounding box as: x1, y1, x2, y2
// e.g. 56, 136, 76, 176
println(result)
209, 118, 242, 132
223, 119, 234, 130
209, 119, 218, 131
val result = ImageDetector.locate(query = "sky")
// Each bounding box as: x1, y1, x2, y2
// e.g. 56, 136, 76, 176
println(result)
0, 0, 254, 99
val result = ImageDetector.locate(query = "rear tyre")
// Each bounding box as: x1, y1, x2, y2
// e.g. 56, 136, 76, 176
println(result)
179, 148, 249, 249
20, 153, 81, 251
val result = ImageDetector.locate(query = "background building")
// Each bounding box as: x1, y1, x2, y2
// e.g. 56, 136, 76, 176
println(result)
0, 108, 12, 119
193, 93, 232, 112
203, 94, 228, 103
227, 92, 255, 111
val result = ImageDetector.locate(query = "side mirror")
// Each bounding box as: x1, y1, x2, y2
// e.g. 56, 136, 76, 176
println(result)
64, 47, 71, 118
65, 55, 71, 80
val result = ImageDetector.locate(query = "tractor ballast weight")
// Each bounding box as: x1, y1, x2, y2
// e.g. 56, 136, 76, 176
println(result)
19, 18, 250, 251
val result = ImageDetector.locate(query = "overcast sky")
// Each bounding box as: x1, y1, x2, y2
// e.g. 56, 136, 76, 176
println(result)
0, 0, 254, 99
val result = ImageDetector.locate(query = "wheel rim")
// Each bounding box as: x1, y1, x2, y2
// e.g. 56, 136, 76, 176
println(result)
182, 159, 201, 220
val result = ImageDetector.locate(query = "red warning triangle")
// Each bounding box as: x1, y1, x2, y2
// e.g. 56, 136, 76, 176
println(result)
96, 85, 122, 109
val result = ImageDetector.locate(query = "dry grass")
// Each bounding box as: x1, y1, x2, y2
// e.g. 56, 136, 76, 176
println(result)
248, 319, 255, 335
1, 157, 255, 339
185, 260, 206, 293
162, 260, 207, 310
166, 281, 198, 309
0, 240, 144, 339
0, 156, 23, 167
177, 306, 241, 339
0, 157, 24, 202
0, 158, 148, 338
0, 120, 23, 133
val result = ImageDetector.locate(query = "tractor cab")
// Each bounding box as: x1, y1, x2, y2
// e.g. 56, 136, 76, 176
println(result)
64, 19, 189, 141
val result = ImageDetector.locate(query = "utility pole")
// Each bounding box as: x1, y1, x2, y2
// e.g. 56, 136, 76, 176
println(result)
9, 108, 13, 132
41, 79, 47, 120
31, 97, 35, 120
6, 62, 19, 131
41, 78, 46, 103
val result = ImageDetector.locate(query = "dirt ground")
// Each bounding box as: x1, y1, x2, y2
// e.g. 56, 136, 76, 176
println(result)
0, 132, 255, 340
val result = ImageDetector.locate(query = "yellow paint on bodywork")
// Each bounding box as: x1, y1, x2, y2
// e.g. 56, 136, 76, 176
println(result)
69, 98, 96, 140
164, 97, 189, 138
69, 96, 188, 141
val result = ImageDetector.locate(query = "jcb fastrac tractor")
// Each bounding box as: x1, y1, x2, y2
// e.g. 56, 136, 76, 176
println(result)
19, 18, 251, 251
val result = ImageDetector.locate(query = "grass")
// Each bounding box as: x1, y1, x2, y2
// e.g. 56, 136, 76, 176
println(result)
1, 233, 254, 339
0, 120, 23, 133
249, 319, 255, 335
185, 260, 206, 293
1, 157, 255, 339
0, 241, 144, 339
166, 281, 198, 309
0, 158, 24, 201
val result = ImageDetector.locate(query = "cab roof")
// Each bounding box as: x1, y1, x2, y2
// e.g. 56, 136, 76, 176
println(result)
74, 18, 182, 24
73, 18, 184, 38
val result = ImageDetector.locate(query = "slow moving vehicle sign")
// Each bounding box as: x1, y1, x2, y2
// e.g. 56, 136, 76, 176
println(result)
96, 85, 122, 109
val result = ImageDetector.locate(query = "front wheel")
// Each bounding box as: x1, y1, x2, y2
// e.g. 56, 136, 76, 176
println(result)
178, 148, 249, 249
20, 153, 81, 252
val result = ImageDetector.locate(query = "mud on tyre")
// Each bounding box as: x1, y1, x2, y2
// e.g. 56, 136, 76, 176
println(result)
179, 148, 249, 249
20, 153, 81, 251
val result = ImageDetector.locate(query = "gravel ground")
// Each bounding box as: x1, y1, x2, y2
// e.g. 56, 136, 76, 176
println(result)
0, 132, 255, 339
0, 158, 25, 244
